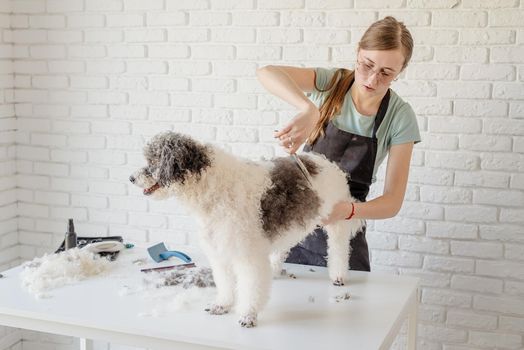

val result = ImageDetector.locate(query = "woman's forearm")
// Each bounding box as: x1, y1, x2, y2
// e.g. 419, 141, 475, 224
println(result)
256, 65, 314, 111
353, 194, 403, 220
321, 193, 403, 226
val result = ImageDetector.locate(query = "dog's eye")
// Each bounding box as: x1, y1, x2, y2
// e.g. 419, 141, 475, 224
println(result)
144, 167, 152, 176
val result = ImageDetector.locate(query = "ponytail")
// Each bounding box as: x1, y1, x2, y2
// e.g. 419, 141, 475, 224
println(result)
308, 68, 354, 144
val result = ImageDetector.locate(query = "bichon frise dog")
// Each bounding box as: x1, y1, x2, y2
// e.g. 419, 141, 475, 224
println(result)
130, 131, 363, 327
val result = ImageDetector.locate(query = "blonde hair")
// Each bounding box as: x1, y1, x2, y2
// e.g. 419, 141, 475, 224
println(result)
308, 16, 413, 144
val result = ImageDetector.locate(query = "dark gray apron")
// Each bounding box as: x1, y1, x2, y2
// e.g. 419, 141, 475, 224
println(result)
286, 81, 391, 272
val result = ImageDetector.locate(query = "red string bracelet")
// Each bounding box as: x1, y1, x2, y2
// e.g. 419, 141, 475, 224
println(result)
345, 202, 355, 220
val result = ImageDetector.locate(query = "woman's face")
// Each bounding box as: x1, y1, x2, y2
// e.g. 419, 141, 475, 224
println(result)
354, 48, 405, 98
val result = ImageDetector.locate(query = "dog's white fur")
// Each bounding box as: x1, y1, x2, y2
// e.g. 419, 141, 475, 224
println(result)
130, 132, 363, 327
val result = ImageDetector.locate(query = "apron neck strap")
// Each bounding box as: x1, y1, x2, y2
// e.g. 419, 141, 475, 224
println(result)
372, 88, 391, 139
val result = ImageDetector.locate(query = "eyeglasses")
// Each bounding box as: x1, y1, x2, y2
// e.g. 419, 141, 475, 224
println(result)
356, 58, 398, 84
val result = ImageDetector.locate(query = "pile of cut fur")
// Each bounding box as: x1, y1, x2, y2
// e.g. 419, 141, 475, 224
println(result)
21, 248, 110, 298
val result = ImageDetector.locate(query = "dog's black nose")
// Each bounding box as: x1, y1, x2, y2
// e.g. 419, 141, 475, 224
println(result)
129, 175, 135, 183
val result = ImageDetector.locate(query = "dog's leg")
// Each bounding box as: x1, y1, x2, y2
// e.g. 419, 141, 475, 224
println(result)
269, 250, 287, 278
325, 220, 353, 286
234, 253, 272, 328
206, 254, 236, 315
199, 237, 235, 315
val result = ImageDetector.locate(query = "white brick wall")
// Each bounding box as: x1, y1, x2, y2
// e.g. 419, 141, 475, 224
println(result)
0, 0, 21, 348
0, 1, 523, 350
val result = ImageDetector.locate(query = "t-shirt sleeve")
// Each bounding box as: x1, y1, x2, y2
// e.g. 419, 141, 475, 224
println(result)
390, 103, 421, 146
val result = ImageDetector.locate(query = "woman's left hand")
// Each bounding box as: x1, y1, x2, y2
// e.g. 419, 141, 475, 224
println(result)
321, 201, 353, 225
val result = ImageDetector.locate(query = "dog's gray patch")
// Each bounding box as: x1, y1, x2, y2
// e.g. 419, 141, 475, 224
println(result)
144, 131, 211, 186
260, 156, 321, 239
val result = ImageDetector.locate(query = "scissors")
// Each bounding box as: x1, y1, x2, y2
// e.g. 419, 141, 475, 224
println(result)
292, 154, 314, 187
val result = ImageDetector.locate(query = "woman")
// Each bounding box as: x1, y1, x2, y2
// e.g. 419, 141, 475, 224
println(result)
256, 16, 420, 271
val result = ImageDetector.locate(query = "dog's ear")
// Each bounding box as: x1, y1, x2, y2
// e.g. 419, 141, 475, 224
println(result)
157, 140, 179, 186
157, 134, 211, 186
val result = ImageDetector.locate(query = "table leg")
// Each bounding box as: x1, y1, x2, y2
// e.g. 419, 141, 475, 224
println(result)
407, 293, 418, 350
80, 338, 94, 350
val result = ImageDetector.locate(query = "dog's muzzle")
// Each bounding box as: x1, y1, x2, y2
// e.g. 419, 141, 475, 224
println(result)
130, 175, 160, 196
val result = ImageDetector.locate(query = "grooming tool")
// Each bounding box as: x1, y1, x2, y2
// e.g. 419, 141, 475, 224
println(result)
83, 241, 126, 254
292, 154, 314, 187
140, 262, 196, 273
64, 218, 77, 250
55, 235, 124, 261
147, 242, 192, 263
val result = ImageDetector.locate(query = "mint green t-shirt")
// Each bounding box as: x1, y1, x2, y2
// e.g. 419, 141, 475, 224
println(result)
309, 67, 421, 182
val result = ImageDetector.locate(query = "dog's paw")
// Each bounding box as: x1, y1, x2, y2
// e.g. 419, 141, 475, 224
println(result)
238, 313, 257, 328
332, 277, 345, 286
205, 304, 230, 315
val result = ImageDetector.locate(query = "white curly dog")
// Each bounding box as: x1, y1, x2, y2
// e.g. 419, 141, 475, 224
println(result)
130, 131, 363, 328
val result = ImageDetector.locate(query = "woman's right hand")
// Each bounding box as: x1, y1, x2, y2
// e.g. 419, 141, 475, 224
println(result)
274, 103, 320, 154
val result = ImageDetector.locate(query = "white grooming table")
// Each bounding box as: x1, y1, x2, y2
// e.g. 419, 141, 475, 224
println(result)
0, 248, 419, 350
